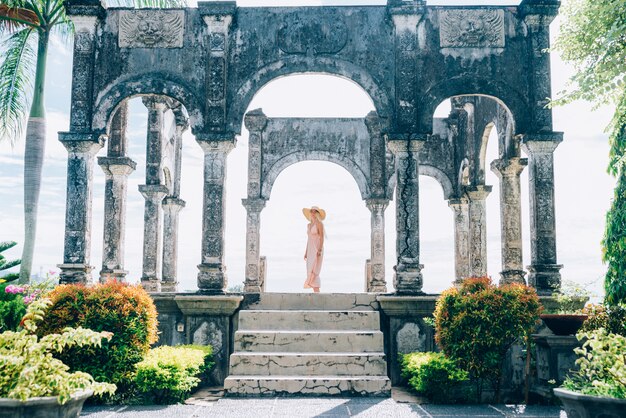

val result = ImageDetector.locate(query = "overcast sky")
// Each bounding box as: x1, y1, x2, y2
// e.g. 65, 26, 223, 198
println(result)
0, 0, 615, 298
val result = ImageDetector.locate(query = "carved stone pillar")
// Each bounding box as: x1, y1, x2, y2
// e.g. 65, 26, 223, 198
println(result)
196, 138, 236, 293
142, 97, 168, 185
242, 198, 266, 293
466, 185, 492, 278
139, 184, 168, 292
448, 197, 470, 285
58, 134, 104, 284
98, 157, 136, 282
161, 197, 186, 292
366, 199, 388, 293
388, 138, 425, 294
521, 134, 563, 294
491, 157, 528, 284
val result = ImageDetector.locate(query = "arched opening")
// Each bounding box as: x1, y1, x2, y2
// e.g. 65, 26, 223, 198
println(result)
225, 73, 377, 292
261, 161, 370, 293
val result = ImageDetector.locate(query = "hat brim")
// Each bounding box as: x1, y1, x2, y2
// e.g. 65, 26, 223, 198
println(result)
303, 207, 326, 221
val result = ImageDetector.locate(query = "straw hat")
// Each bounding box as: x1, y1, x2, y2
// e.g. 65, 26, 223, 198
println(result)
302, 206, 326, 221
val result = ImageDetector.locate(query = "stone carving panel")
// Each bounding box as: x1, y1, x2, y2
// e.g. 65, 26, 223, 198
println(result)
439, 9, 505, 48
277, 17, 348, 55
119, 10, 184, 48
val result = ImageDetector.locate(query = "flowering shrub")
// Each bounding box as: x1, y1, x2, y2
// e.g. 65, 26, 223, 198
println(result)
36, 280, 158, 398
563, 329, 626, 399
434, 277, 542, 402
134, 345, 214, 404
0, 277, 54, 332
400, 352, 470, 403
581, 303, 626, 336
0, 298, 116, 403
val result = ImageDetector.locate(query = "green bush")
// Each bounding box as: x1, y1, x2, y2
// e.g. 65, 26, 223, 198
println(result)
434, 277, 541, 402
0, 283, 26, 332
581, 303, 626, 336
36, 280, 158, 400
134, 345, 214, 404
400, 352, 470, 403
563, 328, 626, 399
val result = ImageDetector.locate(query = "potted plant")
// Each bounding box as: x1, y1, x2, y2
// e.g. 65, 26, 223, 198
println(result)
554, 328, 626, 417
0, 298, 116, 418
540, 281, 590, 336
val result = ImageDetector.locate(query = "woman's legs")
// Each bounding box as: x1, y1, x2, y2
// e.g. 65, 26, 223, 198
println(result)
313, 287, 320, 293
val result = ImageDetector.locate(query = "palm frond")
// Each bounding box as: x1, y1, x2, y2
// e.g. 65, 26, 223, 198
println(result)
0, 4, 39, 35
0, 27, 36, 145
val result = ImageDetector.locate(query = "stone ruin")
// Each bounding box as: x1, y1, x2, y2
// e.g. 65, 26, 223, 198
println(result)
57, 0, 566, 396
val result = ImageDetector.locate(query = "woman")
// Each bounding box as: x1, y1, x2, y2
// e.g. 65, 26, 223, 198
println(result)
303, 206, 325, 293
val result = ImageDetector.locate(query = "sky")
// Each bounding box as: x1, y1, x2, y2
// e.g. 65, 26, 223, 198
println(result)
0, 0, 616, 298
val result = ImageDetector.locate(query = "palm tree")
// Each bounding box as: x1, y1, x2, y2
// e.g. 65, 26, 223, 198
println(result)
0, 0, 185, 284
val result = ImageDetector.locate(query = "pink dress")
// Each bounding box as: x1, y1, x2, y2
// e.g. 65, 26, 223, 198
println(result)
304, 222, 323, 289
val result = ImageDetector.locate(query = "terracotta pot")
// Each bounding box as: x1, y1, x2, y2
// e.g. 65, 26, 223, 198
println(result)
0, 389, 93, 418
540, 314, 588, 336
554, 388, 626, 418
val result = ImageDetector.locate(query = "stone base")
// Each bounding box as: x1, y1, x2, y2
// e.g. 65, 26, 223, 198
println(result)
99, 269, 128, 282
141, 278, 161, 292
197, 263, 227, 293
160, 281, 178, 292
58, 263, 94, 284
499, 269, 526, 285
532, 334, 581, 402
393, 266, 424, 294
528, 264, 563, 295
224, 376, 391, 397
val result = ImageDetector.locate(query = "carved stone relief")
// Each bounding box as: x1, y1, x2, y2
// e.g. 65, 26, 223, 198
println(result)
439, 9, 505, 48
118, 10, 184, 48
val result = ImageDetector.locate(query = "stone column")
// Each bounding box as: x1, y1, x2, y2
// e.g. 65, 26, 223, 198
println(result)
521, 135, 563, 294
242, 198, 266, 293
142, 97, 168, 185
139, 184, 169, 292
366, 199, 388, 293
58, 134, 104, 284
196, 138, 236, 293
161, 197, 186, 292
448, 197, 470, 285
466, 185, 492, 278
98, 157, 136, 282
388, 138, 425, 294
491, 157, 528, 284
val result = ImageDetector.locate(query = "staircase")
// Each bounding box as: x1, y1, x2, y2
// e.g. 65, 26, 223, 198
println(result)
224, 294, 391, 396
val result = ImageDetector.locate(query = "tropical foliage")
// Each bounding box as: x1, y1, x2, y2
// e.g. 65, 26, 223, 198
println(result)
0, 241, 20, 282
552, 0, 626, 305
581, 303, 626, 336
134, 345, 214, 404
36, 280, 158, 398
433, 277, 541, 402
0, 298, 116, 403
563, 329, 626, 399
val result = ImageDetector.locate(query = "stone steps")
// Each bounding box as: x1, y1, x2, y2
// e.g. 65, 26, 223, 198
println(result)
226, 307, 390, 397
224, 376, 391, 397
229, 352, 388, 376
234, 330, 384, 352
244, 293, 379, 311
238, 310, 380, 331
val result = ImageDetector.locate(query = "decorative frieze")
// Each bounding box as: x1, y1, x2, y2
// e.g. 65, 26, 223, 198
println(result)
118, 10, 185, 48
439, 9, 505, 48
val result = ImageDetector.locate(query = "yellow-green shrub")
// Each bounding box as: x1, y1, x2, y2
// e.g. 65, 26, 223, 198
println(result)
134, 345, 214, 404
400, 352, 470, 403
36, 280, 158, 396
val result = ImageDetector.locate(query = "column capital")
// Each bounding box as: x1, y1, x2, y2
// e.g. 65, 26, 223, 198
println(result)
139, 184, 169, 200
199, 1, 236, 28
98, 156, 137, 177
141, 96, 170, 111
388, 0, 425, 20
162, 196, 186, 209
520, 132, 563, 154
244, 109, 268, 132
366, 198, 389, 212
465, 185, 492, 201
490, 157, 528, 179
242, 198, 267, 212
448, 196, 469, 208
59, 132, 105, 155
519, 0, 560, 27
387, 137, 426, 154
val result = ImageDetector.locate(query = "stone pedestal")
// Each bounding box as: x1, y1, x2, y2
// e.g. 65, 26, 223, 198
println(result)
532, 334, 581, 401
162, 197, 186, 292
466, 185, 492, 278
388, 138, 425, 294
448, 197, 470, 285
197, 138, 236, 294
58, 133, 104, 284
243, 198, 266, 293
366, 199, 388, 293
521, 135, 563, 294
139, 184, 169, 292
491, 157, 528, 284
98, 156, 136, 282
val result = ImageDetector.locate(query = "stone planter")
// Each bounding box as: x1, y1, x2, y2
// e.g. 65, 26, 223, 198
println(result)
554, 388, 626, 418
540, 314, 588, 336
0, 389, 93, 418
